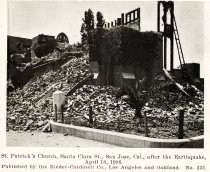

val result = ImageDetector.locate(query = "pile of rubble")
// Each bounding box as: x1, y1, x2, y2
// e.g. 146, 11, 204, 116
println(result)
64, 83, 204, 139
7, 55, 91, 131
142, 85, 204, 138
7, 52, 204, 139
65, 85, 136, 131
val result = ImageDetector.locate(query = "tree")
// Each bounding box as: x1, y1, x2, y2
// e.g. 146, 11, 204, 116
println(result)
96, 11, 105, 28
80, 9, 94, 48
84, 9, 94, 32
80, 23, 87, 45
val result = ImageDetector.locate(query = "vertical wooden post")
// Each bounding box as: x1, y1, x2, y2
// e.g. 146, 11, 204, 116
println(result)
54, 104, 57, 122
89, 105, 93, 125
125, 14, 128, 24
117, 18, 121, 26
170, 2, 174, 71
137, 8, 140, 19
121, 13, 124, 25
61, 105, 64, 123
163, 5, 167, 69
144, 112, 148, 137
137, 8, 140, 31
178, 109, 184, 139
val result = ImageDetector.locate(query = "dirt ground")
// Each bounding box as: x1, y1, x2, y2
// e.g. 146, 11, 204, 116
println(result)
6, 130, 118, 147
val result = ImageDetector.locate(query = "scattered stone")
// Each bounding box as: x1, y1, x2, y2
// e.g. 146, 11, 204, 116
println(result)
9, 116, 16, 123
150, 128, 158, 133
37, 121, 45, 127
42, 122, 51, 132
24, 120, 33, 131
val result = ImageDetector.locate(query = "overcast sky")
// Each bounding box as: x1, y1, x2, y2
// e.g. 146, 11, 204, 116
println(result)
8, 1, 204, 76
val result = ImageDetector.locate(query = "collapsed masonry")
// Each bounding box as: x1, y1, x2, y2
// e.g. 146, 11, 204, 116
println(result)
89, 26, 163, 89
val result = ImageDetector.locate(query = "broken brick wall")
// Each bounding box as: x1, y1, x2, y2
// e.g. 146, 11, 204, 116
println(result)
90, 26, 163, 88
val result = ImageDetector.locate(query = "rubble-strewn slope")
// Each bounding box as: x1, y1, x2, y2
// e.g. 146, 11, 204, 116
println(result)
7, 54, 204, 139
65, 85, 135, 131
142, 87, 204, 138
64, 84, 204, 139
7, 55, 91, 131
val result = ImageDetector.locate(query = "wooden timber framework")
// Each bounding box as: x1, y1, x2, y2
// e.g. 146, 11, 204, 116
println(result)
104, 8, 141, 31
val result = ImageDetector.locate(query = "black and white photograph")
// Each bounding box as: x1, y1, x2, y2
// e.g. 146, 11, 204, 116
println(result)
0, 0, 209, 171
